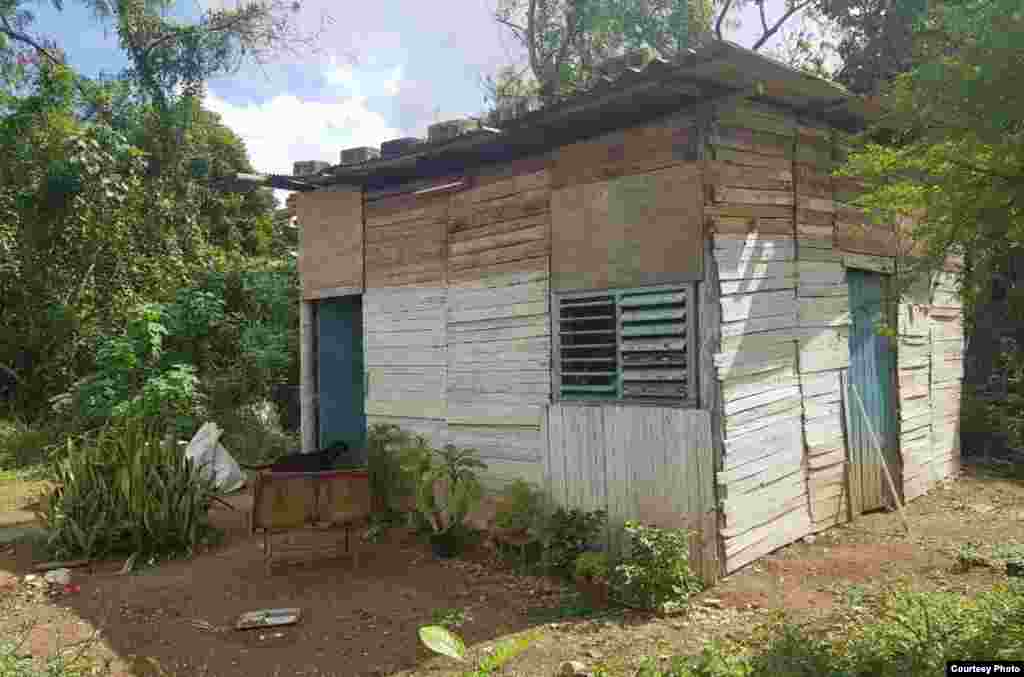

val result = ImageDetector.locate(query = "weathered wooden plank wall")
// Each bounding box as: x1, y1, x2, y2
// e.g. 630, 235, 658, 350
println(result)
445, 165, 553, 486
549, 114, 703, 293
896, 273, 934, 501
546, 404, 719, 583
929, 271, 964, 485
706, 103, 812, 573
795, 122, 851, 532
296, 186, 364, 299
362, 189, 450, 447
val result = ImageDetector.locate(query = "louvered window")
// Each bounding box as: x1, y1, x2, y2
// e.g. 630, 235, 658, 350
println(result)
554, 285, 696, 405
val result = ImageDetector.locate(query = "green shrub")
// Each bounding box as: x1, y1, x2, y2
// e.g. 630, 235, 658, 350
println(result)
0, 420, 56, 470
634, 582, 1024, 677
494, 479, 548, 534
613, 522, 702, 613
367, 424, 432, 517
0, 634, 101, 677
841, 583, 1024, 674
38, 416, 218, 560
541, 507, 607, 574
634, 642, 753, 677
411, 443, 486, 537
574, 551, 610, 582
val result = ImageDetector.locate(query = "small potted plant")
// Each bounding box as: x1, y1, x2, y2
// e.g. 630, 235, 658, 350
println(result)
410, 444, 486, 559
574, 551, 611, 607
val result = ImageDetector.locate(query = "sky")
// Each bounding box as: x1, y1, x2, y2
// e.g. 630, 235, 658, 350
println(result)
30, 0, 808, 187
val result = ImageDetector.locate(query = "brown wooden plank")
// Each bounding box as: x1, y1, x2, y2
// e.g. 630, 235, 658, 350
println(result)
447, 255, 548, 285
712, 127, 795, 158
709, 216, 795, 236
713, 187, 795, 206
449, 239, 549, 272
551, 163, 703, 291
448, 224, 547, 257
707, 161, 793, 191
795, 208, 835, 227
297, 188, 364, 298
705, 204, 793, 219
712, 147, 794, 171
453, 167, 551, 206
797, 222, 835, 240
794, 164, 833, 199
552, 120, 696, 189
365, 192, 450, 226
366, 216, 445, 245
449, 189, 550, 231
447, 213, 547, 242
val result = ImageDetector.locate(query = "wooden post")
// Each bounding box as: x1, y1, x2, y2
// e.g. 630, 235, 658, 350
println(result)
300, 299, 316, 454
849, 381, 912, 536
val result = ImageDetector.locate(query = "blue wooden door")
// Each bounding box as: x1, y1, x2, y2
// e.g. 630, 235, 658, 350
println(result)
317, 295, 366, 463
846, 270, 899, 514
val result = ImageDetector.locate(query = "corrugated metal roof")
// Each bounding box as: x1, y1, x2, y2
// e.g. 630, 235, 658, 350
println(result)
236, 41, 881, 192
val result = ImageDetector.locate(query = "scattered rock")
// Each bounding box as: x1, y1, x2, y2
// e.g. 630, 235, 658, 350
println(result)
970, 504, 997, 515
701, 597, 723, 609
23, 573, 47, 589
44, 568, 72, 586
558, 660, 590, 676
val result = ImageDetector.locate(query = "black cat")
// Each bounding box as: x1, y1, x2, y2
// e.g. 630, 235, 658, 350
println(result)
239, 440, 349, 473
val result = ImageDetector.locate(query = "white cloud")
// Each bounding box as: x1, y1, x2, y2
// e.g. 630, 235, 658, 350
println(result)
324, 60, 357, 91
204, 90, 400, 176
382, 65, 403, 97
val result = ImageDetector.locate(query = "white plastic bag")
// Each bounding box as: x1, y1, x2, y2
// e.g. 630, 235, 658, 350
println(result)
184, 422, 245, 494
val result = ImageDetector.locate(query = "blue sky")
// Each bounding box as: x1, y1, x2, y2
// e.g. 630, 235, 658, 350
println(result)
35, 0, 806, 179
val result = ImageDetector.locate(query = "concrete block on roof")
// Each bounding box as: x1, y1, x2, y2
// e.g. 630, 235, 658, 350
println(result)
380, 137, 424, 159
293, 160, 330, 176
340, 146, 381, 165
427, 119, 481, 144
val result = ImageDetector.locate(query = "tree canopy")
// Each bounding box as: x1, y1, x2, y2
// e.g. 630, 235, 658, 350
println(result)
0, 0, 311, 422
838, 0, 1024, 310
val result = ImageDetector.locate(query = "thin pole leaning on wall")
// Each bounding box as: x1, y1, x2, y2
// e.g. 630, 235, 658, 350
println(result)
849, 381, 912, 537
300, 299, 316, 454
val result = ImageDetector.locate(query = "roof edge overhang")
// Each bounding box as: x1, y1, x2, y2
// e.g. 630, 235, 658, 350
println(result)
224, 41, 883, 194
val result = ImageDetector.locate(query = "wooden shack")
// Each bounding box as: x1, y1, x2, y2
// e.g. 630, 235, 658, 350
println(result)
277, 41, 964, 581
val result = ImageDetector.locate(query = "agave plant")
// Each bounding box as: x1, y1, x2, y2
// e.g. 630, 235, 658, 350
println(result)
38, 417, 218, 561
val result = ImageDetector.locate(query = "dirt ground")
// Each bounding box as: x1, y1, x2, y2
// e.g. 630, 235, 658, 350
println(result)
2, 460, 1024, 677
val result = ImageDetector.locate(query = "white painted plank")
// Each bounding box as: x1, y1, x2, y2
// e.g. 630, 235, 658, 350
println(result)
798, 261, 846, 285
720, 312, 799, 339
724, 506, 812, 571
720, 290, 797, 323
798, 296, 850, 327
722, 419, 803, 470
798, 328, 851, 373
719, 274, 797, 296
722, 366, 798, 403
724, 385, 802, 416
720, 329, 799, 355
800, 370, 841, 398
716, 260, 797, 281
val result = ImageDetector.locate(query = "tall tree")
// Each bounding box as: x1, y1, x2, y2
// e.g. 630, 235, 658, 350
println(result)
494, 0, 711, 104
492, 0, 847, 105
807, 0, 931, 93
838, 0, 1024, 306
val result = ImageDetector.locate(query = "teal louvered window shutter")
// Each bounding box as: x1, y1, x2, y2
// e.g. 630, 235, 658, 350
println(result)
554, 284, 696, 406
